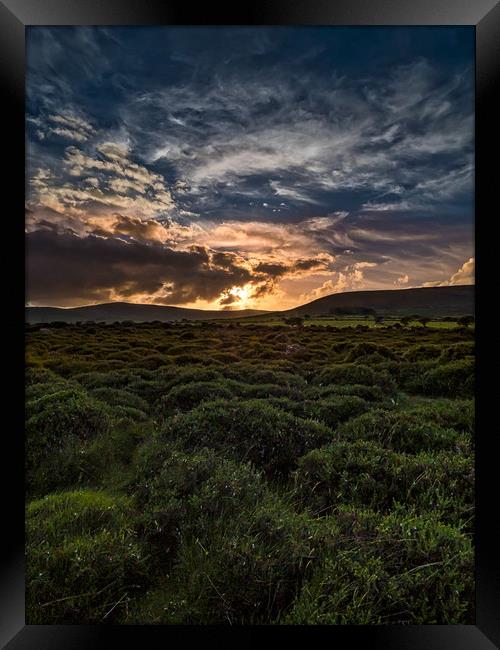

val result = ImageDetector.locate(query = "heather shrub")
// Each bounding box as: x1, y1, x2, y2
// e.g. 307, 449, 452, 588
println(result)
26, 388, 113, 496
312, 364, 395, 394
302, 396, 370, 428
131, 444, 267, 561
89, 387, 149, 414
416, 359, 475, 397
408, 399, 474, 435
26, 490, 146, 624
159, 399, 332, 477
403, 344, 442, 362
338, 409, 463, 453
25, 320, 475, 625
344, 342, 399, 363
306, 383, 387, 403
156, 381, 235, 414
439, 342, 475, 362
294, 440, 473, 526
127, 494, 336, 624
285, 509, 473, 624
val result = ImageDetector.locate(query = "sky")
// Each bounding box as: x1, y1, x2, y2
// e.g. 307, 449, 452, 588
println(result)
26, 26, 475, 310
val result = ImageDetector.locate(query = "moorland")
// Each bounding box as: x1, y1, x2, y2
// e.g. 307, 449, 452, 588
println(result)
25, 315, 475, 624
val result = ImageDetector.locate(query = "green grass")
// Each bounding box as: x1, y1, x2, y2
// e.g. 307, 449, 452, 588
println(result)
25, 320, 474, 624
215, 316, 470, 329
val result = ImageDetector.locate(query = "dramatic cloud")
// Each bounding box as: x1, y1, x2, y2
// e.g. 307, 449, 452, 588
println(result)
26, 228, 335, 307
26, 26, 475, 309
424, 257, 475, 288
26, 229, 250, 306
449, 257, 475, 285
301, 262, 377, 302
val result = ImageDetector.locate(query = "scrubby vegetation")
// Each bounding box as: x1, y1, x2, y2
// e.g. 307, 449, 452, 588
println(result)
25, 320, 474, 624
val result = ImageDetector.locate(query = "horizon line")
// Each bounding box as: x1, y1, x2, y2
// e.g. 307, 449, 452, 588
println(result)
25, 283, 475, 312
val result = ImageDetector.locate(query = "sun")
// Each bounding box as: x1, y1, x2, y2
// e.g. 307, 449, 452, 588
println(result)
223, 285, 251, 307
230, 286, 249, 301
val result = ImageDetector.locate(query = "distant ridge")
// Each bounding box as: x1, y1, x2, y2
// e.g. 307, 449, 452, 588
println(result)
25, 302, 270, 323
285, 285, 474, 318
26, 285, 474, 323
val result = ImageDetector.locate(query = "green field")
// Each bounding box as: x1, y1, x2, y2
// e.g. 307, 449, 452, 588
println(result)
220, 316, 469, 329
26, 321, 474, 624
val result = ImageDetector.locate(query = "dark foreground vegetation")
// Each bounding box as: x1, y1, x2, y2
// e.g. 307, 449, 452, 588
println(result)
26, 320, 474, 624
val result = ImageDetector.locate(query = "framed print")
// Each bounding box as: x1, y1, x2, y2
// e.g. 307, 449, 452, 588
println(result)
1, 0, 498, 647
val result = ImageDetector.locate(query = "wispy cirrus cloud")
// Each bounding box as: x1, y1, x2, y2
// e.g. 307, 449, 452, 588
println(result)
25, 26, 475, 309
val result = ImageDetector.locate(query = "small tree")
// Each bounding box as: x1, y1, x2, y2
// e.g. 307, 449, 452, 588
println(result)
400, 316, 411, 327
419, 317, 430, 328
285, 316, 304, 328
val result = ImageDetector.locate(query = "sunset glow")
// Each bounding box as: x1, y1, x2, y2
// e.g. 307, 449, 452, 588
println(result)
26, 27, 474, 310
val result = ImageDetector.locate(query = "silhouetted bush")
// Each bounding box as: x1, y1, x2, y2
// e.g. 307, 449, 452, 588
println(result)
439, 342, 475, 362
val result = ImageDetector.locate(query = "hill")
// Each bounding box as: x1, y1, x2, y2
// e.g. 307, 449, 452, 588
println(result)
26, 285, 474, 323
284, 285, 474, 318
25, 302, 269, 324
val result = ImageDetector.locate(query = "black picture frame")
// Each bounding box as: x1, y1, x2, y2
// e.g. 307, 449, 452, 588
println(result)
2, 0, 498, 647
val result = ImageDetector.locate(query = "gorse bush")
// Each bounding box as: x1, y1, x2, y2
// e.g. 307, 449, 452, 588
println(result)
25, 321, 475, 624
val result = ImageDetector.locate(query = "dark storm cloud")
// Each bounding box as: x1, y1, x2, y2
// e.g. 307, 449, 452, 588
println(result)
254, 258, 330, 277
26, 229, 332, 306
26, 229, 254, 305
253, 262, 288, 277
